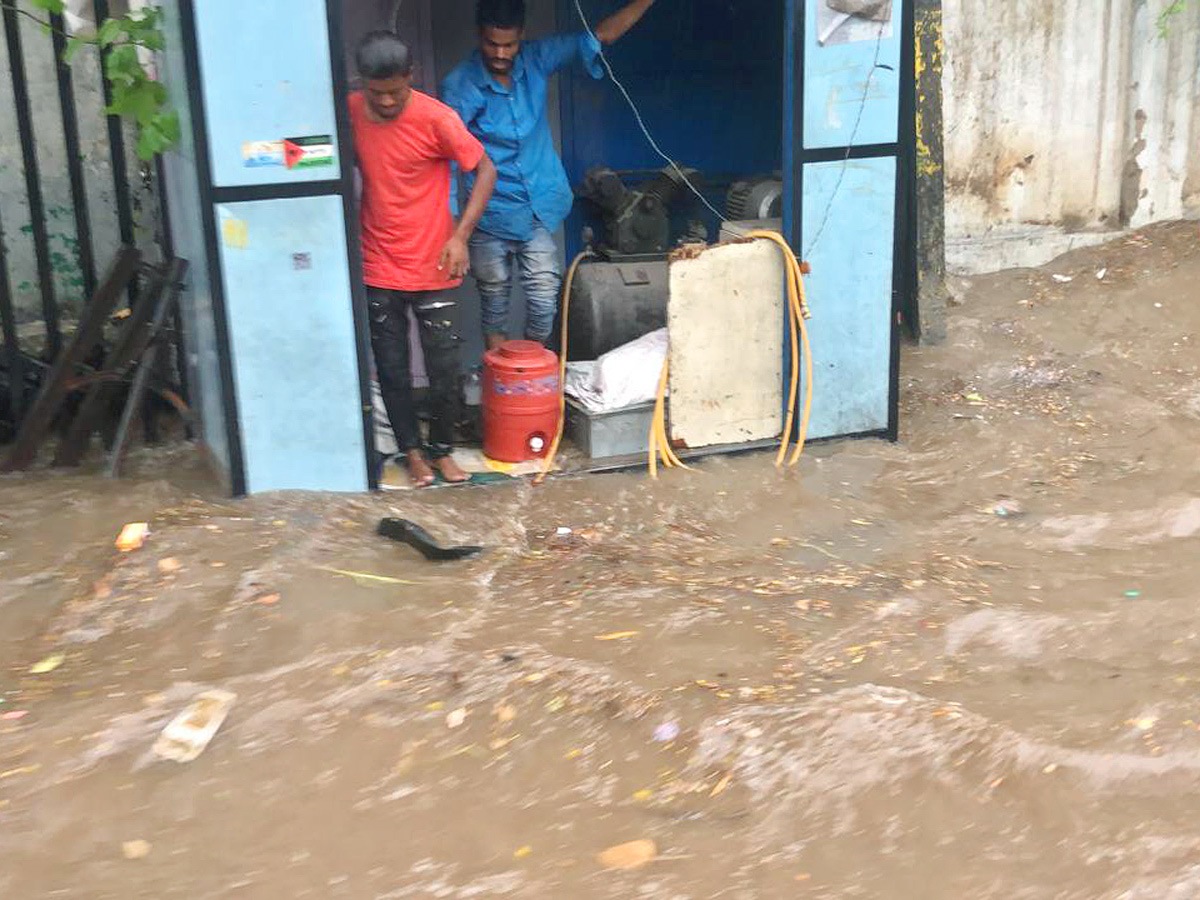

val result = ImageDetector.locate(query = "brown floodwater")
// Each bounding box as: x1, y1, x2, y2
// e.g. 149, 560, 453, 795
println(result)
1, 222, 1199, 899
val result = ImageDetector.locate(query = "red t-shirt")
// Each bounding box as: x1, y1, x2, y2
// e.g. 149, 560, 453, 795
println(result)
349, 90, 485, 291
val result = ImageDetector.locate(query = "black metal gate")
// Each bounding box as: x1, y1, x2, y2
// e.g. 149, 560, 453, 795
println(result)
0, 0, 173, 441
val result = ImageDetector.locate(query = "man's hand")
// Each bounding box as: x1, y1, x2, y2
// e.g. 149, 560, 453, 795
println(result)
445, 156, 495, 277
438, 234, 470, 279
594, 0, 655, 44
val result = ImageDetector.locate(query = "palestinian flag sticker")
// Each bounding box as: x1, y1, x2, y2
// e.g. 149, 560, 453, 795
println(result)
283, 136, 335, 170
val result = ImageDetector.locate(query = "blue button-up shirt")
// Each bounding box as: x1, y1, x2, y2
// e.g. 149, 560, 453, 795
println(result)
441, 33, 603, 242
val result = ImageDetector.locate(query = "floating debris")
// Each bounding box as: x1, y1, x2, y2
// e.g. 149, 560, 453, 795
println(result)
598, 839, 657, 871
29, 654, 64, 675
711, 774, 732, 796
378, 518, 483, 561
157, 557, 182, 575
116, 523, 149, 552
317, 566, 416, 586
0, 764, 41, 780
653, 721, 680, 742
991, 499, 1025, 519
122, 840, 152, 860
153, 690, 236, 763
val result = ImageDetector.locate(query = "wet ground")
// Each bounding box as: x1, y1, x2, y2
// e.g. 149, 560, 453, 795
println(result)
1, 221, 1198, 899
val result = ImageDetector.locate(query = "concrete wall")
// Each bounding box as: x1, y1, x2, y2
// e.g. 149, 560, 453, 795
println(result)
942, 0, 1200, 273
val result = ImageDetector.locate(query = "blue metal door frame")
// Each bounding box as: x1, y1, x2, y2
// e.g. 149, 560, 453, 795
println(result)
786, 0, 915, 442
171, 0, 375, 495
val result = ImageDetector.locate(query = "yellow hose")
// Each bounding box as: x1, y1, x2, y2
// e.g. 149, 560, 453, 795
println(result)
647, 356, 689, 478
745, 230, 813, 468
535, 250, 594, 484
647, 369, 660, 480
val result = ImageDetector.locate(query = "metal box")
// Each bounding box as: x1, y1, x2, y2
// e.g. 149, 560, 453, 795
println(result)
566, 398, 655, 460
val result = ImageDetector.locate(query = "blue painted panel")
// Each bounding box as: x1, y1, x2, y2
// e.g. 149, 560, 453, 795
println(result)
216, 196, 367, 493
558, 0, 785, 253
194, 0, 340, 187
159, 0, 231, 478
803, 0, 902, 149
801, 156, 895, 438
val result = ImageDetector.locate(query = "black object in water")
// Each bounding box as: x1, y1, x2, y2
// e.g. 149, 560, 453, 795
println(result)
378, 518, 484, 561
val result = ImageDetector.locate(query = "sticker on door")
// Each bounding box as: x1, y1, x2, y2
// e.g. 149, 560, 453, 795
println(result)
241, 136, 335, 170
283, 136, 334, 169
242, 140, 285, 167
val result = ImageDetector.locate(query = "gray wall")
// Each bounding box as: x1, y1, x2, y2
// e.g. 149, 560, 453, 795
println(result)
943, 0, 1200, 272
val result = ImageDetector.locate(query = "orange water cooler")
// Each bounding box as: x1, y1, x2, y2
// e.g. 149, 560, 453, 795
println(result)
481, 341, 561, 463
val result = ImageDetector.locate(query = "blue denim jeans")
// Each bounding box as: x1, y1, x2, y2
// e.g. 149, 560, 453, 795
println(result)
469, 226, 562, 344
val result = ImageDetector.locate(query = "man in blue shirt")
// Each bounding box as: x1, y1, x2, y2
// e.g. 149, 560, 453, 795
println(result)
441, 0, 656, 350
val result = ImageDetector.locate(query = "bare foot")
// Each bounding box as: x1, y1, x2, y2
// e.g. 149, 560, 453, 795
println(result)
485, 333, 507, 352
405, 450, 436, 488
432, 455, 470, 484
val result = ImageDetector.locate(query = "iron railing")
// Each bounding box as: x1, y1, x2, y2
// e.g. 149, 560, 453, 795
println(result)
1, 0, 172, 439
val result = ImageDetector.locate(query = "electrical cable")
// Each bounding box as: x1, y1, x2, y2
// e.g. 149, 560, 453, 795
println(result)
572, 0, 725, 222
803, 23, 887, 259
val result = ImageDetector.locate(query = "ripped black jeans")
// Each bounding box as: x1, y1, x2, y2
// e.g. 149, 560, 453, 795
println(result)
367, 287, 462, 460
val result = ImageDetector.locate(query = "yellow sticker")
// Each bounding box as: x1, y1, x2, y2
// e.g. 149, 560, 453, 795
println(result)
484, 458, 516, 474
221, 218, 248, 249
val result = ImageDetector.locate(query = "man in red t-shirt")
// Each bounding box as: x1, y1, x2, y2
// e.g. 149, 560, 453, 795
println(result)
351, 31, 497, 487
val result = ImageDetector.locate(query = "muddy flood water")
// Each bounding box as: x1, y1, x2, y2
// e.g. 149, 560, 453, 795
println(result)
2, 222, 1199, 899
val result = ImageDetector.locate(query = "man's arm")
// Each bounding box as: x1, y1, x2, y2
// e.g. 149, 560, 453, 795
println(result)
593, 0, 656, 45
438, 154, 497, 279
531, 2, 655, 76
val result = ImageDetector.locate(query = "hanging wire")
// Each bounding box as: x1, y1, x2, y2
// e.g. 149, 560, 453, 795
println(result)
572, 0, 725, 222
803, 21, 888, 259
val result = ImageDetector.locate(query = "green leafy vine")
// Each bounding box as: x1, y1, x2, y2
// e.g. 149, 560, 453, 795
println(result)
1158, 0, 1195, 37
4, 0, 179, 159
